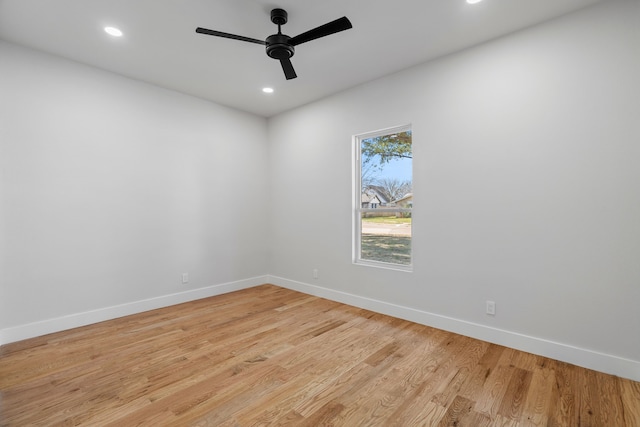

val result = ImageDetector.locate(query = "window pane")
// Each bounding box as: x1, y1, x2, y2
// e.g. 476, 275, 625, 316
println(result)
361, 131, 412, 204
360, 212, 412, 265
356, 126, 412, 268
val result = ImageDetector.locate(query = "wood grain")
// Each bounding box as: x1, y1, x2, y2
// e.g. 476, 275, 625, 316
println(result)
0, 284, 637, 426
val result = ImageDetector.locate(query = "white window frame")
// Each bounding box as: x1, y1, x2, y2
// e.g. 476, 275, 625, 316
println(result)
353, 124, 413, 272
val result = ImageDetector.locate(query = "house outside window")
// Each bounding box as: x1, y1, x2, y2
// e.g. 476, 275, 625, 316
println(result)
353, 125, 412, 270
361, 192, 382, 209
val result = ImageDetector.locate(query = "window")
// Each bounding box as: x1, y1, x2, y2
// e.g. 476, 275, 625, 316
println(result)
353, 125, 412, 270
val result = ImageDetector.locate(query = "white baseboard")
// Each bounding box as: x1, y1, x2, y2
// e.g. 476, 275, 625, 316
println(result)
3, 274, 638, 382
267, 275, 640, 382
0, 276, 267, 346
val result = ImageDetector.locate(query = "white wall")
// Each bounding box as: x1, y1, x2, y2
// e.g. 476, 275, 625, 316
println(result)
268, 0, 640, 378
0, 41, 269, 337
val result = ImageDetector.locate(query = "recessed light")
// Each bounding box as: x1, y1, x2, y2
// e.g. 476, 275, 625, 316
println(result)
467, 0, 483, 3
104, 26, 123, 37
262, 87, 274, 94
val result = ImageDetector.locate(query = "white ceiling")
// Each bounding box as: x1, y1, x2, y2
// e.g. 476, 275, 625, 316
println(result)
0, 0, 602, 117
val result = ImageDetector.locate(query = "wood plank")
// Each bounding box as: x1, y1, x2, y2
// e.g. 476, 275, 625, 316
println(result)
0, 284, 638, 426
620, 378, 640, 426
497, 367, 533, 420
548, 361, 580, 427
474, 348, 519, 419
437, 394, 475, 427
520, 360, 555, 426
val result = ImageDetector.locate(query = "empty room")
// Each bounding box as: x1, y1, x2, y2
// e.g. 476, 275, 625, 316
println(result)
1, 0, 639, 425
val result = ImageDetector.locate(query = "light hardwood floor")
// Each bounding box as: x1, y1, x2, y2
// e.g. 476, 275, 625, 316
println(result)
1, 284, 638, 426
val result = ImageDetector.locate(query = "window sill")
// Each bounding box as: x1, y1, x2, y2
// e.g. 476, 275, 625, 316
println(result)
353, 259, 413, 273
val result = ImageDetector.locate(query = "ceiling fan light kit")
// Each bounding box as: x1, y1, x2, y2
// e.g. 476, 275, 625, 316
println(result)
196, 8, 352, 80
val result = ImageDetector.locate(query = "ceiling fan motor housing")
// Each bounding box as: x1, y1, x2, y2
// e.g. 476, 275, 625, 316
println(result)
266, 34, 294, 59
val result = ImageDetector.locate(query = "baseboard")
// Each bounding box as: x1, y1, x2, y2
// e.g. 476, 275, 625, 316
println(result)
267, 275, 640, 382
3, 275, 638, 382
0, 276, 268, 346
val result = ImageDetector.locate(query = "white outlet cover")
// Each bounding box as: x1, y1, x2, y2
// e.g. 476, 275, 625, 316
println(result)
486, 301, 496, 315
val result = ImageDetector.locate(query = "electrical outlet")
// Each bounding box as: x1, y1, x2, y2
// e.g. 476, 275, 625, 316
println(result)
182, 273, 189, 284
486, 300, 496, 316
313, 269, 319, 279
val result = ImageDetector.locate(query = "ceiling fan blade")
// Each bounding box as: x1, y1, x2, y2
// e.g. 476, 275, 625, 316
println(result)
195, 27, 266, 45
280, 58, 297, 80
289, 16, 352, 46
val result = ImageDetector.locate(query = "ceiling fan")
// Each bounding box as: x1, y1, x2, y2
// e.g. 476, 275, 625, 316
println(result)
196, 8, 352, 80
